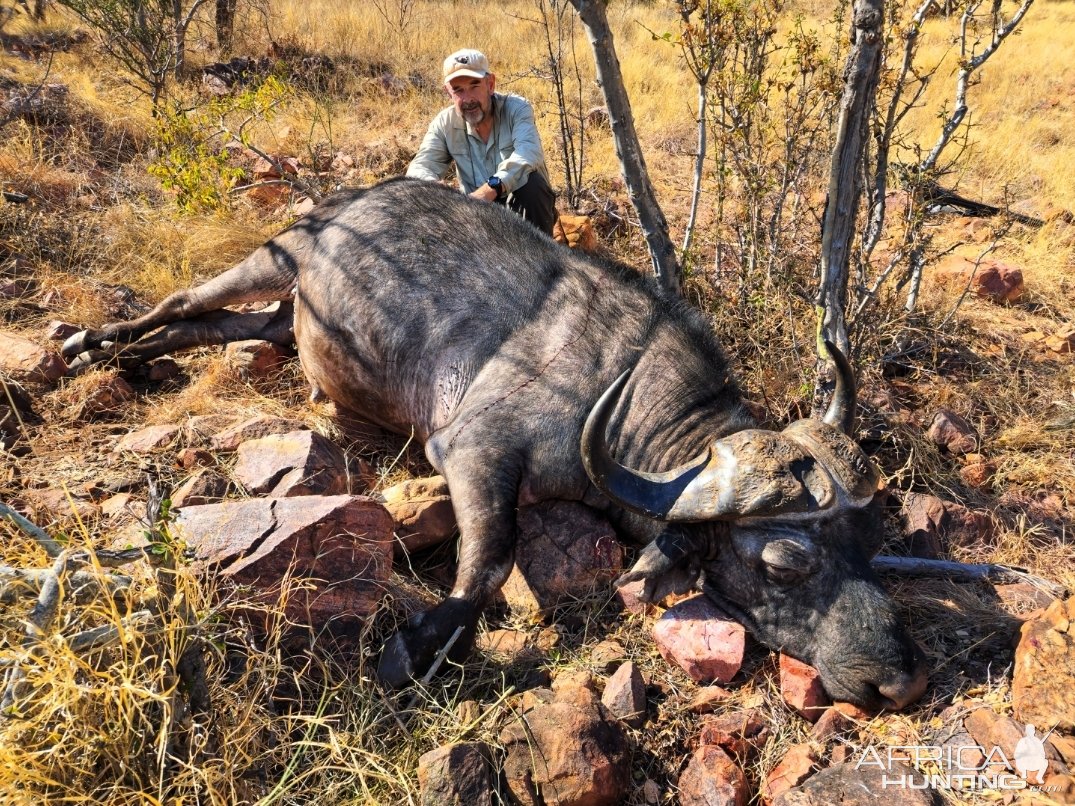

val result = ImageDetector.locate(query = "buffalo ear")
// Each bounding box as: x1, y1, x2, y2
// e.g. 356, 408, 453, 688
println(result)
614, 530, 702, 603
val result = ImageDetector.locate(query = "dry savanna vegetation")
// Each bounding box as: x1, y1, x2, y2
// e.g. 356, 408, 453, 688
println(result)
1, 0, 1074, 804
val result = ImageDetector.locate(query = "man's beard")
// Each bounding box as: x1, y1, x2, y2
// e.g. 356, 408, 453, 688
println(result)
462, 104, 487, 125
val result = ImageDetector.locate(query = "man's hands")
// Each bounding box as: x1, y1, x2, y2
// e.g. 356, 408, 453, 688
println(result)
469, 183, 499, 202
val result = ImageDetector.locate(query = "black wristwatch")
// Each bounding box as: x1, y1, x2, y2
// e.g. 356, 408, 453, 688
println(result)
487, 176, 503, 198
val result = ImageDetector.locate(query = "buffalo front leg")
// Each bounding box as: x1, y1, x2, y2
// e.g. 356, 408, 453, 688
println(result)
377, 446, 521, 688
65, 303, 296, 374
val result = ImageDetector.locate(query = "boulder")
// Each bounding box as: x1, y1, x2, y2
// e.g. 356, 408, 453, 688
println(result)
899, 491, 996, 556
0, 331, 66, 384
772, 761, 939, 805
779, 654, 831, 722
209, 415, 308, 451
113, 424, 182, 453
1013, 596, 1075, 733
381, 475, 457, 552
678, 745, 747, 806
417, 742, 494, 806
173, 495, 393, 629
232, 430, 349, 496
652, 595, 745, 684
500, 501, 623, 617
499, 674, 630, 806
601, 660, 646, 728
927, 409, 978, 455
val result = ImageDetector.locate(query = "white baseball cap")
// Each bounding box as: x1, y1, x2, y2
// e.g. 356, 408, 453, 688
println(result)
443, 49, 491, 82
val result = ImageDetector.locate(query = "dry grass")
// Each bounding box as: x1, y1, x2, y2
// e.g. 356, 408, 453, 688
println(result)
1, 0, 1074, 803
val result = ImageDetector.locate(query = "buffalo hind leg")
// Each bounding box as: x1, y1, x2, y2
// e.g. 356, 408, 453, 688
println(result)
62, 239, 300, 366
377, 444, 521, 688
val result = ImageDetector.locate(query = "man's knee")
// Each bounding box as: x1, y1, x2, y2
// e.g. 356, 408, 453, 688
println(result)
507, 171, 557, 235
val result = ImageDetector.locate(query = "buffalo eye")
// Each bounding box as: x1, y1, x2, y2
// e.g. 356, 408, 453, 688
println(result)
759, 537, 819, 585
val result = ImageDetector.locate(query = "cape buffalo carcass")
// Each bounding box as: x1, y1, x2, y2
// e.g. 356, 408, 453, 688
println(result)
64, 177, 928, 709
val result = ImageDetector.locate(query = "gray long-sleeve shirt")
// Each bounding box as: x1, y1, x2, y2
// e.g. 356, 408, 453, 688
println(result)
406, 93, 549, 195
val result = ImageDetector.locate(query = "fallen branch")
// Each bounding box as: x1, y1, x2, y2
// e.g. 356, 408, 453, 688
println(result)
872, 555, 1066, 597
0, 565, 131, 603
66, 609, 154, 654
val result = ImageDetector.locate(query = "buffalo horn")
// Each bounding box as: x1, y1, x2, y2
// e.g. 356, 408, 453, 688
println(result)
821, 340, 856, 436
581, 369, 712, 520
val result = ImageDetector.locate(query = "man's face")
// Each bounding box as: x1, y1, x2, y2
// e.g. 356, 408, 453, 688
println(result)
446, 74, 495, 126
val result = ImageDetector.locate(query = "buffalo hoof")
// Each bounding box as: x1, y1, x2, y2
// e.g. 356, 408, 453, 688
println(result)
61, 330, 93, 360
376, 598, 478, 689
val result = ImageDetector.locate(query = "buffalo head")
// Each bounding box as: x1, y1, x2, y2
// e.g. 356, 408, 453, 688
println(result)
582, 344, 928, 710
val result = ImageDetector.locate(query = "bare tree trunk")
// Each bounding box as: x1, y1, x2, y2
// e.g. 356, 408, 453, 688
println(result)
215, 0, 237, 52
681, 79, 707, 260
815, 0, 885, 357
567, 0, 681, 295
812, 0, 884, 415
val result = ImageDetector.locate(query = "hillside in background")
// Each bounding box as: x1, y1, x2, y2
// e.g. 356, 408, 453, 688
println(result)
1, 0, 1074, 803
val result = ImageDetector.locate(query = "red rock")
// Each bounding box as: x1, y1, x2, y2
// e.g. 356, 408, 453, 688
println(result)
73, 372, 135, 419
553, 215, 598, 252
233, 430, 349, 497
499, 675, 630, 806
477, 628, 531, 657
21, 488, 98, 524
292, 197, 316, 216
0, 331, 66, 384
176, 448, 215, 469
589, 639, 627, 673
763, 743, 818, 803
958, 455, 996, 488
927, 409, 978, 455
687, 685, 733, 714
652, 595, 745, 684
601, 660, 646, 728
934, 255, 1024, 303
780, 654, 831, 722
500, 501, 623, 617
994, 582, 1057, 618
1013, 596, 1075, 732
171, 469, 230, 508
418, 742, 494, 806
147, 358, 181, 381
615, 578, 650, 615
964, 707, 1066, 779
899, 491, 996, 555
174, 495, 393, 628
100, 493, 135, 520
678, 745, 747, 806
224, 339, 292, 379
381, 475, 456, 552
184, 414, 236, 443
696, 709, 769, 759
113, 424, 182, 453
209, 415, 307, 451
810, 706, 857, 741
1045, 327, 1075, 354
45, 320, 79, 341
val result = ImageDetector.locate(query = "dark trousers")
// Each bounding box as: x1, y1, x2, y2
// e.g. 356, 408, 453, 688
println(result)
499, 170, 557, 236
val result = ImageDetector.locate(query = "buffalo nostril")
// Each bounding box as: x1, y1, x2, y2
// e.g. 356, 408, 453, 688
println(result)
877, 666, 929, 710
